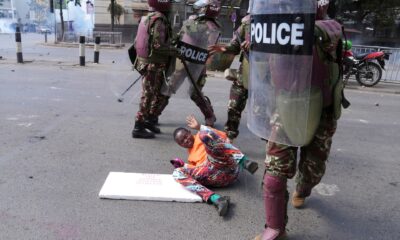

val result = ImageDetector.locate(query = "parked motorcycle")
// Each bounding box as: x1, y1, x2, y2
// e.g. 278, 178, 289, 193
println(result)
342, 40, 390, 87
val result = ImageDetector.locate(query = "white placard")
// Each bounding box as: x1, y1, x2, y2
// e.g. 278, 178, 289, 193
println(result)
99, 172, 202, 203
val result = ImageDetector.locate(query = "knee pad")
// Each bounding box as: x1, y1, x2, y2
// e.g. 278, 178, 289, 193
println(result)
263, 174, 287, 193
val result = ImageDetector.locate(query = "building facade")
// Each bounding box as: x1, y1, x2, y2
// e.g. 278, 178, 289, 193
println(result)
94, 0, 248, 43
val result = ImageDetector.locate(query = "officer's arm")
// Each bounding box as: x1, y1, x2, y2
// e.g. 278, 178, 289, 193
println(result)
150, 19, 180, 57
223, 25, 243, 55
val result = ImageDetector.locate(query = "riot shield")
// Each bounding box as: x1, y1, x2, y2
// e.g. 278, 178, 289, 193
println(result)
247, 0, 317, 146
161, 18, 220, 96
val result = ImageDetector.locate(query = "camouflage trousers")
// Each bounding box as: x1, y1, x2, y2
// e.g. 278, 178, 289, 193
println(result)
135, 63, 167, 122
155, 74, 213, 119
264, 107, 337, 193
224, 81, 248, 140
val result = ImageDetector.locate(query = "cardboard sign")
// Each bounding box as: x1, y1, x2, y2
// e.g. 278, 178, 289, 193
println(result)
99, 172, 202, 202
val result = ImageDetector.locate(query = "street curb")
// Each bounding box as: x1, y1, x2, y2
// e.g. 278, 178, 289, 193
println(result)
40, 42, 126, 49
345, 81, 400, 95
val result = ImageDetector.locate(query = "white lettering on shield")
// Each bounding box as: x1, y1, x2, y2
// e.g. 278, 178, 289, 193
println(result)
251, 22, 304, 46
179, 46, 208, 63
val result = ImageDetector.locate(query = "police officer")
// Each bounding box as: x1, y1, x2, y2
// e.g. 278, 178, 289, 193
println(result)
132, 0, 180, 139
156, 0, 221, 127
251, 0, 345, 239
209, 7, 251, 140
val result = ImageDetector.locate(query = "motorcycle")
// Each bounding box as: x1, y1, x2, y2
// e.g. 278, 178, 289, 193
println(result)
343, 48, 390, 87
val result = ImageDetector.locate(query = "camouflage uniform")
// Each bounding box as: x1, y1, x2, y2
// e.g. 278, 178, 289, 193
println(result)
265, 107, 337, 190
156, 15, 220, 126
257, 11, 344, 240
134, 11, 177, 128
265, 17, 344, 192
223, 15, 250, 140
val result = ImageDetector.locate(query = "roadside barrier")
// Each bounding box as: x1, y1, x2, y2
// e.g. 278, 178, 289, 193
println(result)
92, 32, 122, 46
94, 36, 101, 63
79, 36, 85, 66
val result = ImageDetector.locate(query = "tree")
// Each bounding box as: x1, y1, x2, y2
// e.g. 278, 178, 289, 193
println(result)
336, 0, 400, 36
107, 1, 124, 27
29, 0, 50, 25
57, 0, 65, 41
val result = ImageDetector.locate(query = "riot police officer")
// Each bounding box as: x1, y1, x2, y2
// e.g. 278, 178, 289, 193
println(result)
156, 0, 221, 127
209, 6, 251, 140
249, 0, 346, 239
132, 0, 180, 139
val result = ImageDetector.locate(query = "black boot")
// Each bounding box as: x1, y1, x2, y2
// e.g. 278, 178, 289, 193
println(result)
213, 196, 230, 216
244, 160, 259, 174
144, 119, 161, 134
148, 116, 159, 126
132, 121, 155, 139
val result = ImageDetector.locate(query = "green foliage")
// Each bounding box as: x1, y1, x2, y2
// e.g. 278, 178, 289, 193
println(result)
55, 0, 67, 9
337, 0, 400, 28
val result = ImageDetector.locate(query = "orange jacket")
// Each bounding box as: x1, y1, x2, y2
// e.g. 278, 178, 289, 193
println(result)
187, 127, 227, 167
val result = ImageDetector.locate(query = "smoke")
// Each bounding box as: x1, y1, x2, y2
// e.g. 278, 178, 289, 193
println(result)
67, 1, 94, 36
0, 19, 15, 34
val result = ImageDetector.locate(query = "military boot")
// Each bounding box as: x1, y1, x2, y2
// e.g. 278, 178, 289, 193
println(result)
148, 115, 159, 126
254, 174, 287, 240
132, 121, 155, 139
144, 118, 161, 134
291, 184, 312, 208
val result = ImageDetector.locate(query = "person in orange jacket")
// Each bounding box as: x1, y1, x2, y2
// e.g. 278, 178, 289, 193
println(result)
171, 115, 258, 216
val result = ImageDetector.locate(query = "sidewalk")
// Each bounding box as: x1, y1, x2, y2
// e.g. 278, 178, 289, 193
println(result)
207, 69, 400, 95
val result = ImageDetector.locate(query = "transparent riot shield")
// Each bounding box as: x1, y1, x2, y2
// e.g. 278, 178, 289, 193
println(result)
161, 18, 220, 97
247, 0, 318, 146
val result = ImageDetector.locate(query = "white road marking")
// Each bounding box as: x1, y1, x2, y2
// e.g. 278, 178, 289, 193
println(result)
17, 122, 33, 127
314, 183, 340, 196
50, 86, 62, 90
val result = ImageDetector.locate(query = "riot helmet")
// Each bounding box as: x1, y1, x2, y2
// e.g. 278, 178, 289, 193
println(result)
343, 40, 352, 50
317, 0, 329, 20
192, 0, 221, 18
148, 0, 172, 12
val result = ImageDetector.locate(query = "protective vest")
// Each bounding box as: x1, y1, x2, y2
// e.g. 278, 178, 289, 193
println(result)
134, 12, 171, 63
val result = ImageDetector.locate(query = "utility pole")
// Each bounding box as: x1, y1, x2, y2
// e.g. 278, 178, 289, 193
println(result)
10, 0, 15, 21
111, 0, 115, 32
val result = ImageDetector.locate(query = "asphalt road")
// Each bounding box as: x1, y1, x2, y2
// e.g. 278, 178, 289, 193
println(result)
1, 33, 400, 240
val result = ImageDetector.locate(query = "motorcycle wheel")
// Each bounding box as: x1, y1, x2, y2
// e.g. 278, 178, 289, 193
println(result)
356, 62, 382, 87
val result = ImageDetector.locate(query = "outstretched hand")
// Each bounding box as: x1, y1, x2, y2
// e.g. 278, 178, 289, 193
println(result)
208, 45, 226, 55
241, 40, 250, 52
186, 115, 200, 130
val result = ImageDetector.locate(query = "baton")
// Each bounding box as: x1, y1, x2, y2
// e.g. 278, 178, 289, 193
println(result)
180, 59, 207, 102
117, 74, 143, 102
